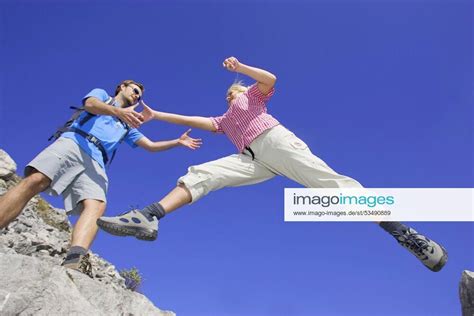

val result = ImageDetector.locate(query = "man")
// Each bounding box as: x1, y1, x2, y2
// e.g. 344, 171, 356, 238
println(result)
97, 59, 448, 273
0, 80, 201, 275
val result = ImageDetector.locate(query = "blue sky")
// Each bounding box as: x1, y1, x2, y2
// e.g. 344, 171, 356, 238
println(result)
1, 1, 472, 315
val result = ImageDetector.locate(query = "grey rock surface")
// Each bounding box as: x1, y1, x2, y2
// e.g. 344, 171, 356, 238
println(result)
0, 148, 175, 315
460, 270, 474, 316
0, 254, 174, 316
0, 150, 16, 178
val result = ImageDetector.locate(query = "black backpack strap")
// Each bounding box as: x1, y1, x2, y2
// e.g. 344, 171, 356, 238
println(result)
107, 120, 131, 166
48, 106, 87, 141
49, 97, 116, 141
67, 127, 109, 165
72, 97, 117, 165
78, 112, 95, 126
78, 97, 115, 126
49, 96, 121, 166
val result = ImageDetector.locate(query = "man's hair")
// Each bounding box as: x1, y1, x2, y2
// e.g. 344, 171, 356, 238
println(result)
115, 80, 145, 96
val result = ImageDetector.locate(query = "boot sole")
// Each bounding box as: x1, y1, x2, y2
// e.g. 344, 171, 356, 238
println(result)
97, 219, 157, 241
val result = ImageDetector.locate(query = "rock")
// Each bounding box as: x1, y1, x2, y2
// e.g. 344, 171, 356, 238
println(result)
0, 254, 174, 316
0, 150, 16, 178
0, 179, 8, 196
460, 270, 474, 316
0, 148, 175, 315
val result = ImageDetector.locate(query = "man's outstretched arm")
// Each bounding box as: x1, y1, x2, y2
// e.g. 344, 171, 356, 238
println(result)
135, 129, 202, 152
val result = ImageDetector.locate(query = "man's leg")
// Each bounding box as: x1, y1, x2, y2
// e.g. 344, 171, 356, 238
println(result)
71, 199, 107, 249
97, 154, 277, 240
0, 170, 51, 229
62, 199, 106, 276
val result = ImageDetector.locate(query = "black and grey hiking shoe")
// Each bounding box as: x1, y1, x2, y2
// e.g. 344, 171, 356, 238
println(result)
391, 227, 448, 272
97, 210, 158, 241
62, 253, 93, 278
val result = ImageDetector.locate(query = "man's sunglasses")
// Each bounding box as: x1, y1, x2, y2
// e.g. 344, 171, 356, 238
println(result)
130, 86, 142, 101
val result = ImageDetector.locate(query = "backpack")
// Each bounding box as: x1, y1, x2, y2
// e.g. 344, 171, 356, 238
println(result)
49, 97, 130, 166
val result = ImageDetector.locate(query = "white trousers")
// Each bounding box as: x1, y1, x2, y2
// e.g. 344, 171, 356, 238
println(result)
178, 125, 363, 203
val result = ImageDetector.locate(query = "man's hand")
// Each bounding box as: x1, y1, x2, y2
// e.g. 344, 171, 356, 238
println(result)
178, 129, 202, 150
117, 104, 144, 128
140, 100, 155, 123
223, 56, 241, 72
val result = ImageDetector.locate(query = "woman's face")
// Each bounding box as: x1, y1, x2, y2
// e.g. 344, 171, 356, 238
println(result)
226, 88, 247, 104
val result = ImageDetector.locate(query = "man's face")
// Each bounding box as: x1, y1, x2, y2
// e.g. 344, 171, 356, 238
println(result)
121, 84, 143, 107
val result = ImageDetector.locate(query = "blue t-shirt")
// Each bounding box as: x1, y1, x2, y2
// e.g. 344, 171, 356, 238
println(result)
61, 88, 144, 169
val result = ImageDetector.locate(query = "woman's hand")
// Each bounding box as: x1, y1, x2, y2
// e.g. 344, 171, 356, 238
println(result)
117, 104, 144, 128
223, 56, 241, 72
140, 100, 155, 123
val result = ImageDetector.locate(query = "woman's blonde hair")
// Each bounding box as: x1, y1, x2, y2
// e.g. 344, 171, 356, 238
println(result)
226, 80, 248, 96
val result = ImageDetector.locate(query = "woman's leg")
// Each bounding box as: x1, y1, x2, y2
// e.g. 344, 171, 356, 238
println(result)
252, 126, 362, 188
97, 154, 277, 240
255, 126, 448, 272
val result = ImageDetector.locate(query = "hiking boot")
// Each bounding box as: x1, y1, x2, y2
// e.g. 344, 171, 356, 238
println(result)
62, 253, 93, 278
97, 210, 158, 241
391, 227, 448, 272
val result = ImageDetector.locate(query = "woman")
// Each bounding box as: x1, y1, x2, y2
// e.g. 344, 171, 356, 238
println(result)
97, 57, 447, 272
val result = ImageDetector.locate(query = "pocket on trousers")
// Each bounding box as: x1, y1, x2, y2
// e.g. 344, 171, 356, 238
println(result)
285, 134, 308, 150
181, 166, 212, 187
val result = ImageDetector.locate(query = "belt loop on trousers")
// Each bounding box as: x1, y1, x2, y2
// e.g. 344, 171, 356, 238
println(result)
244, 146, 255, 160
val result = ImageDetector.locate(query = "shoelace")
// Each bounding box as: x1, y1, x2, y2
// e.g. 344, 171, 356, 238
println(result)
392, 230, 432, 259
117, 205, 140, 217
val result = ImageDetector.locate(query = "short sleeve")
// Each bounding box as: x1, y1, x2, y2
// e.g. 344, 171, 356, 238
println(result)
124, 128, 145, 148
82, 88, 110, 105
246, 83, 275, 102
210, 116, 225, 133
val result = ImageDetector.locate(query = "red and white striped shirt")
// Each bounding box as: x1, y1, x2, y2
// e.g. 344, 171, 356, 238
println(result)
210, 84, 280, 152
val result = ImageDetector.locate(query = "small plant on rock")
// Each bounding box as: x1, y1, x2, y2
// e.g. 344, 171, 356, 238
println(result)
119, 267, 143, 292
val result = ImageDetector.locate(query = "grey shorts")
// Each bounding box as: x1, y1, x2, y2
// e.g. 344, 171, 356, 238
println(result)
25, 137, 108, 215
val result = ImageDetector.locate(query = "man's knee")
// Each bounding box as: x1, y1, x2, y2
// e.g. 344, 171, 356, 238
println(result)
23, 171, 51, 193
81, 200, 106, 216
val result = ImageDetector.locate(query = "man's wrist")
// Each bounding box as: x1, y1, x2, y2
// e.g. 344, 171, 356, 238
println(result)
111, 106, 121, 117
